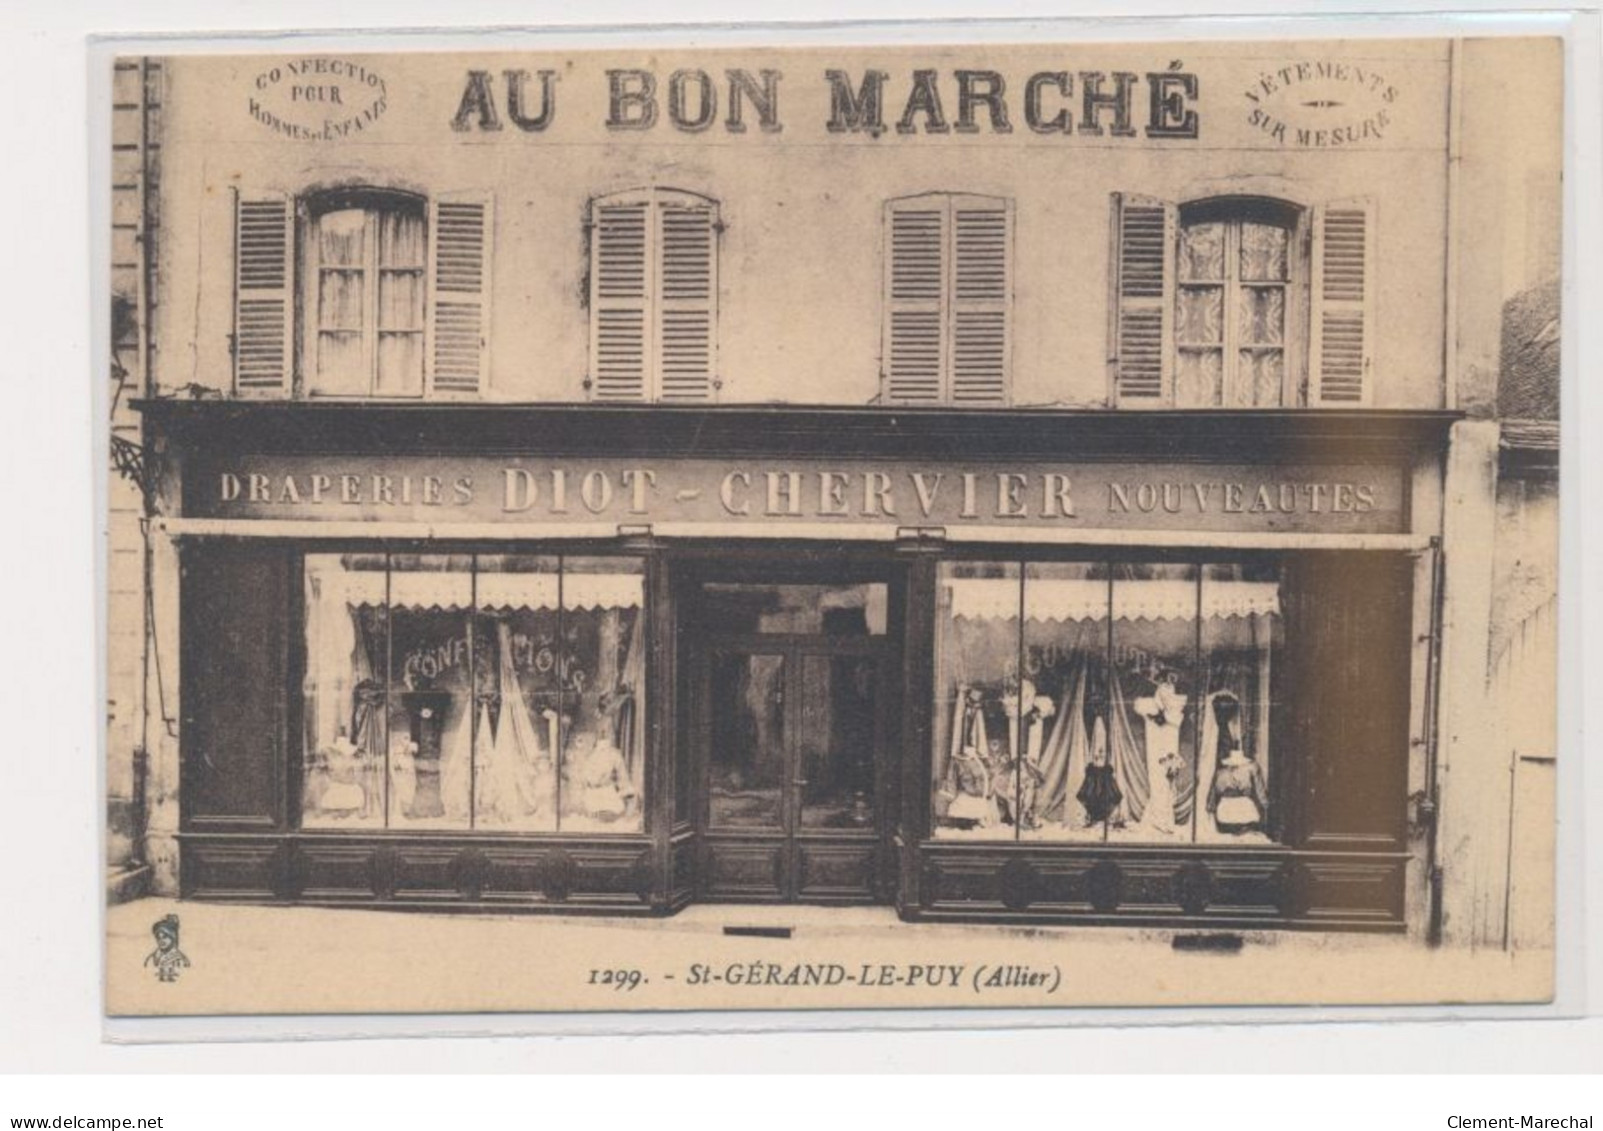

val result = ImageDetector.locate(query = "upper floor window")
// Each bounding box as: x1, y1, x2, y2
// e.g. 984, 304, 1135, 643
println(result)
306, 190, 426, 397
882, 192, 1013, 407
1110, 193, 1374, 408
588, 187, 719, 403
232, 187, 492, 398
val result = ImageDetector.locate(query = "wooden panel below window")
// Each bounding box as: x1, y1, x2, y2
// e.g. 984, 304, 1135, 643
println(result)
183, 836, 661, 913
915, 844, 1402, 930
1295, 856, 1408, 926
796, 840, 879, 902
181, 838, 281, 900
701, 838, 785, 901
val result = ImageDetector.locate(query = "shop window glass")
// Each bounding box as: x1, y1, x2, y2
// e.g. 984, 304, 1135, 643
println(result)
386, 554, 475, 830
302, 553, 390, 829
300, 553, 645, 834
932, 561, 1022, 840
1196, 562, 1282, 844
928, 558, 1284, 846
559, 557, 647, 833
1107, 563, 1198, 844
472, 556, 562, 832
1019, 563, 1110, 843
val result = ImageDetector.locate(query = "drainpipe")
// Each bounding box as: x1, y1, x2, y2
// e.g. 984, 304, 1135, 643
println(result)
1421, 536, 1447, 945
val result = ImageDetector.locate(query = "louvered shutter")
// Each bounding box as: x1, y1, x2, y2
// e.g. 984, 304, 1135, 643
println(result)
950, 197, 1012, 406
656, 198, 717, 401
1109, 192, 1175, 406
590, 198, 650, 401
883, 198, 948, 404
232, 190, 294, 395
427, 192, 493, 396
1309, 198, 1375, 406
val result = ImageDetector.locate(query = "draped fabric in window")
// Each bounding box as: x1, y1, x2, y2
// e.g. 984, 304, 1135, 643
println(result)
932, 560, 1282, 845
301, 554, 646, 833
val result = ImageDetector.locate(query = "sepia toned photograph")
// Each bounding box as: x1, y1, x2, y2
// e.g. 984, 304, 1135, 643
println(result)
101, 30, 1565, 1017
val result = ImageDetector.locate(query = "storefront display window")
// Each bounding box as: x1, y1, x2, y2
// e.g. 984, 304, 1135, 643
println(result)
1196, 562, 1282, 844
1021, 562, 1109, 843
932, 558, 1282, 845
301, 552, 646, 834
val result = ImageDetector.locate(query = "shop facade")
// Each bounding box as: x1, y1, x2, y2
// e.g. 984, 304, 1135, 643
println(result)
143, 401, 1446, 928
110, 38, 1561, 941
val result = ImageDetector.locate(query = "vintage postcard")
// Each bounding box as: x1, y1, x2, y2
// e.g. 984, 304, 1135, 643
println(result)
102, 31, 1563, 1016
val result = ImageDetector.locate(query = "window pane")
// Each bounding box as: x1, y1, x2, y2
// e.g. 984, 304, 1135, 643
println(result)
1235, 349, 1285, 408
1108, 563, 1198, 844
933, 562, 1021, 840
797, 654, 878, 830
376, 331, 424, 396
1176, 285, 1224, 346
386, 555, 474, 830
315, 332, 367, 396
1198, 563, 1283, 845
378, 207, 426, 268
317, 208, 366, 266
1239, 221, 1289, 281
559, 557, 646, 833
1020, 563, 1110, 843
1176, 348, 1223, 407
709, 652, 786, 829
318, 269, 366, 330
699, 582, 887, 636
471, 556, 561, 832
302, 554, 389, 829
378, 270, 425, 330
1178, 221, 1226, 280
1239, 286, 1286, 346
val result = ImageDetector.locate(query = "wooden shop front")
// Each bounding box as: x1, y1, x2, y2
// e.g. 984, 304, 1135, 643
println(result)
144, 401, 1450, 930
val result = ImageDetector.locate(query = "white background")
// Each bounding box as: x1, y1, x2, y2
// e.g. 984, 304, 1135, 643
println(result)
1, 0, 1598, 1105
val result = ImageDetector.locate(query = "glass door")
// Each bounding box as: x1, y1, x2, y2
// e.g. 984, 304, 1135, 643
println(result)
698, 636, 887, 903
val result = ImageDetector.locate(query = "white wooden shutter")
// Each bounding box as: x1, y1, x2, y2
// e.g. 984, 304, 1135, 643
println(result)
427, 192, 493, 396
950, 197, 1012, 406
590, 197, 650, 401
1309, 197, 1376, 406
883, 198, 949, 404
656, 197, 717, 402
1109, 192, 1175, 406
232, 190, 294, 396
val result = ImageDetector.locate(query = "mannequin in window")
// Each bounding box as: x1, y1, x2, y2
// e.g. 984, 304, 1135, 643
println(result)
1076, 715, 1122, 826
562, 688, 637, 823
1205, 691, 1269, 835
1132, 668, 1186, 836
314, 727, 365, 819
1000, 676, 1054, 830
940, 688, 1000, 829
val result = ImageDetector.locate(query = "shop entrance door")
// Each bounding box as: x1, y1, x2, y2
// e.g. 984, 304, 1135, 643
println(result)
695, 634, 891, 903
